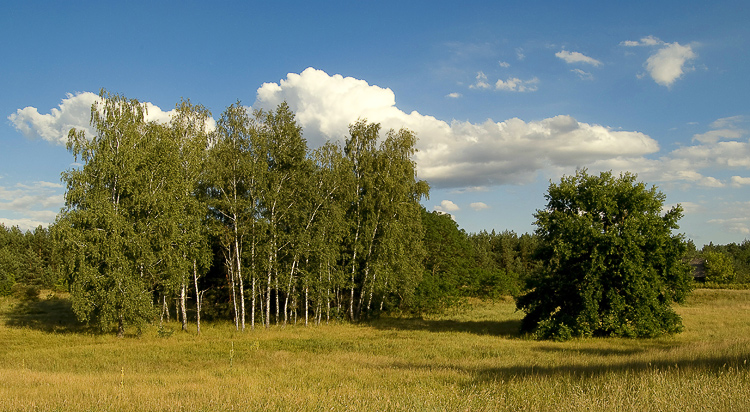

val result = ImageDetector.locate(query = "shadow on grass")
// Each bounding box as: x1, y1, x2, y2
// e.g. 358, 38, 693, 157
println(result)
391, 349, 750, 382
3, 296, 89, 334
370, 317, 522, 338
468, 352, 750, 382
533, 345, 649, 357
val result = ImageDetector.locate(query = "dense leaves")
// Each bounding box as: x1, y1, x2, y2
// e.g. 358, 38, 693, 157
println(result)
516, 170, 693, 340
0, 224, 62, 296
700, 241, 750, 285
52, 91, 433, 335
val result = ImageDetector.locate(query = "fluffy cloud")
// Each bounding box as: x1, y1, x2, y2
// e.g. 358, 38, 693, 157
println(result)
645, 43, 696, 87
434, 200, 460, 213
470, 202, 489, 211
731, 176, 750, 187
555, 50, 602, 66
8, 92, 101, 145
8, 92, 212, 145
621, 36, 697, 87
254, 68, 661, 189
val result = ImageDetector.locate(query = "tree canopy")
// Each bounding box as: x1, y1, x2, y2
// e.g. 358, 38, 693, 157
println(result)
52, 91, 435, 336
515, 170, 693, 340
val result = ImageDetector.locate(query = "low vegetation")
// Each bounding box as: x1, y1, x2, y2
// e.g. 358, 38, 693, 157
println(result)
1, 289, 748, 411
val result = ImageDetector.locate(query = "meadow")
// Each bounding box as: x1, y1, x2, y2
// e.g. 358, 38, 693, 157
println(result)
1, 289, 748, 411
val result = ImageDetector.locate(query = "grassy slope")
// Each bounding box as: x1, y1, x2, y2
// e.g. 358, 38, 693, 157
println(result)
1, 291, 749, 411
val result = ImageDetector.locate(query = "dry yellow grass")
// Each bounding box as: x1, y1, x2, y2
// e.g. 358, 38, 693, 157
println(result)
1, 290, 749, 411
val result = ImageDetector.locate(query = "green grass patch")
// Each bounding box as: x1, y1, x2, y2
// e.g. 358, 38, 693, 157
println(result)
1, 289, 749, 411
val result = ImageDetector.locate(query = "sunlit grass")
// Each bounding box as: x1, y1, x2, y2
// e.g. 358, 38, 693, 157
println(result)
1, 289, 749, 411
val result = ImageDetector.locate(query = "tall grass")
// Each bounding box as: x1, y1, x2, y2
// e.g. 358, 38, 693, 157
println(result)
1, 290, 748, 411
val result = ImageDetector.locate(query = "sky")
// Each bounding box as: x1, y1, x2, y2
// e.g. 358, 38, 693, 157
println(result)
2, 1, 749, 246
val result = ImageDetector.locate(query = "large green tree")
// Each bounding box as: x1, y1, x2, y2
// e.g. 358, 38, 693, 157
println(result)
343, 121, 428, 320
57, 90, 162, 337
516, 170, 692, 340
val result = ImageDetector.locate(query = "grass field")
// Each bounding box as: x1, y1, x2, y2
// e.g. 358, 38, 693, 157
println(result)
1, 289, 749, 411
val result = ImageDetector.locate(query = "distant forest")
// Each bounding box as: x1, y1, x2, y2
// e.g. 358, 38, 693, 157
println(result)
1, 90, 748, 336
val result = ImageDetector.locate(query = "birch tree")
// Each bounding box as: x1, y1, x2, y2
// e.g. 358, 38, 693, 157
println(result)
58, 90, 157, 337
257, 102, 308, 328
204, 102, 259, 331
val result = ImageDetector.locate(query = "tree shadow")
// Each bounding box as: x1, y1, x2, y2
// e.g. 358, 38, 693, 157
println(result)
533, 345, 648, 357
370, 317, 523, 338
469, 352, 750, 383
389, 348, 750, 383
3, 295, 89, 334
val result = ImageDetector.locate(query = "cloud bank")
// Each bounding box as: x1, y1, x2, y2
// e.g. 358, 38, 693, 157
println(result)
0, 181, 64, 231
9, 69, 747, 196
254, 68, 659, 188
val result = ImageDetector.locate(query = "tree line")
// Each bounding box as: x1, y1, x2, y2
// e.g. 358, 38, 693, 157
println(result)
0, 90, 529, 337
3, 91, 745, 339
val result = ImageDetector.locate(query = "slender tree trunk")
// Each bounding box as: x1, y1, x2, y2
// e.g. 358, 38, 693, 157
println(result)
380, 278, 388, 311
283, 259, 297, 326
305, 281, 309, 327
180, 282, 188, 332
161, 295, 169, 323
357, 213, 380, 318
193, 259, 201, 335
251, 274, 256, 331
265, 245, 273, 329
228, 252, 238, 330
366, 275, 376, 313
250, 222, 256, 330
275, 269, 280, 326
234, 219, 245, 332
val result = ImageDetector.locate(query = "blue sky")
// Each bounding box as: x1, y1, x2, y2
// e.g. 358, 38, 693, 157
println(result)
2, 1, 749, 246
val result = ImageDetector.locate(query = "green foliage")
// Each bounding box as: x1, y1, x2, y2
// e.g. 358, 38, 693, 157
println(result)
412, 211, 538, 313
703, 251, 735, 283
516, 170, 693, 340
0, 224, 63, 295
343, 121, 429, 320
56, 90, 164, 336
701, 240, 750, 284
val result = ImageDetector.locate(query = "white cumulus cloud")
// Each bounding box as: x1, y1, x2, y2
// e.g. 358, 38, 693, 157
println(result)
8, 92, 101, 145
8, 92, 213, 145
254, 68, 661, 189
470, 202, 489, 211
731, 176, 750, 187
434, 200, 460, 213
621, 36, 697, 87
645, 42, 696, 87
